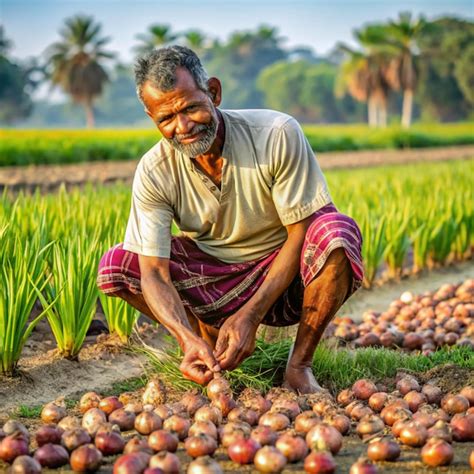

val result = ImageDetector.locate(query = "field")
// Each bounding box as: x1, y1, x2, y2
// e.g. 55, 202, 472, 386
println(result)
0, 155, 473, 473
1, 122, 474, 166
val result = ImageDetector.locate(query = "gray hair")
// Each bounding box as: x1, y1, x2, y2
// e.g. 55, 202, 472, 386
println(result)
134, 45, 209, 102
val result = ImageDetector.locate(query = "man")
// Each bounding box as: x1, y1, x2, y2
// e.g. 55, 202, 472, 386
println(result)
97, 46, 363, 394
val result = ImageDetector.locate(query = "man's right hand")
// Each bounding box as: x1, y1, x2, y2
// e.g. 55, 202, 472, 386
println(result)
180, 336, 221, 385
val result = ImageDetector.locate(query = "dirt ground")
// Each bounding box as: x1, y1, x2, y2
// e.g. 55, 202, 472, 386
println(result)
1, 145, 473, 191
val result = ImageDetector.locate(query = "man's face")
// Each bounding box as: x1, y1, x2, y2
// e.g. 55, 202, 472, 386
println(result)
142, 67, 218, 157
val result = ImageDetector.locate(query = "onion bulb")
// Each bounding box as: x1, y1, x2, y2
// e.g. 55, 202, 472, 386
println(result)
253, 446, 287, 473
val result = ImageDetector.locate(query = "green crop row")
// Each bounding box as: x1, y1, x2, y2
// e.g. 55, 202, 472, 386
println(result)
0, 159, 472, 374
1, 122, 473, 166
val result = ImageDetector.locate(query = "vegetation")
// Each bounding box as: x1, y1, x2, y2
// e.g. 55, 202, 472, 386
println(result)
1, 122, 473, 166
140, 336, 474, 394
0, 159, 472, 372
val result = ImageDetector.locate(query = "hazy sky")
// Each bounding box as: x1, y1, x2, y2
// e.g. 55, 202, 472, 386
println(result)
2, 0, 473, 62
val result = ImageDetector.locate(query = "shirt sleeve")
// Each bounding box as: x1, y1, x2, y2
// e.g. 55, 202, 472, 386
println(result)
270, 118, 332, 226
123, 161, 174, 258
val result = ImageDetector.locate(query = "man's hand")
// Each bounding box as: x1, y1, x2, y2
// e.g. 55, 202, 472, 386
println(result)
214, 311, 259, 371
180, 336, 221, 385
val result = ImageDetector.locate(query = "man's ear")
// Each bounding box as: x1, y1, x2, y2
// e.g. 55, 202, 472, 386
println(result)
207, 77, 222, 106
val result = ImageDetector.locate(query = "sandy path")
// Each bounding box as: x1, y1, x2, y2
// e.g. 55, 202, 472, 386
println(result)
1, 145, 473, 191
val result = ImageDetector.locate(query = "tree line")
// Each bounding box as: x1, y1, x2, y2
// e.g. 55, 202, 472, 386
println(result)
0, 13, 472, 128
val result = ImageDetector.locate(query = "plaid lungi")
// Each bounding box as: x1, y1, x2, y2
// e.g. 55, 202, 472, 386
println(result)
97, 204, 363, 327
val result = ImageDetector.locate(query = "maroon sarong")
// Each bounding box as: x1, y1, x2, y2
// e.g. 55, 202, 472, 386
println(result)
97, 204, 363, 327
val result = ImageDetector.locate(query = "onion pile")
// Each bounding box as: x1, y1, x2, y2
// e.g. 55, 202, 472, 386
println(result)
327, 279, 474, 353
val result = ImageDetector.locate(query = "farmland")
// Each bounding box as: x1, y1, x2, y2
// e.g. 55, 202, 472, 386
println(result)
1, 122, 474, 166
1, 156, 473, 473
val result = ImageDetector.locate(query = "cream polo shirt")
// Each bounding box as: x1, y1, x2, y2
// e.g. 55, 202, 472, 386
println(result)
123, 109, 332, 263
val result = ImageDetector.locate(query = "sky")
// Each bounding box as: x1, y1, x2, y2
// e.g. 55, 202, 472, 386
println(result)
2, 0, 473, 63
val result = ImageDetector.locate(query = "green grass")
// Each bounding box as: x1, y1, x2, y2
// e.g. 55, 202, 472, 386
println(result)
102, 376, 148, 397
14, 405, 42, 418
1, 122, 473, 166
138, 338, 474, 395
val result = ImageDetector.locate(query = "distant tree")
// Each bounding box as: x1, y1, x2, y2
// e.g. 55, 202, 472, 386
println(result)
205, 25, 287, 108
134, 24, 177, 56
181, 30, 207, 56
454, 43, 474, 106
0, 26, 33, 124
336, 27, 392, 127
45, 15, 115, 128
380, 12, 429, 127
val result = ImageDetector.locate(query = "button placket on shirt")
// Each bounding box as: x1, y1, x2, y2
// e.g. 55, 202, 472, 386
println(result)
195, 169, 221, 200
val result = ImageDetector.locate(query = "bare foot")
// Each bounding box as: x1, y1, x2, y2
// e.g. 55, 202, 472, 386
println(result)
283, 365, 324, 394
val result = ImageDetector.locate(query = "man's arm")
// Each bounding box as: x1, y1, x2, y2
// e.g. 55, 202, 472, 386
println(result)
139, 255, 221, 384
214, 215, 313, 370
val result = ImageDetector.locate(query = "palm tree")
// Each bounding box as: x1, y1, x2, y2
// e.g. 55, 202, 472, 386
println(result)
0, 26, 13, 56
181, 30, 207, 55
45, 15, 114, 128
336, 27, 391, 127
382, 12, 428, 127
134, 24, 177, 55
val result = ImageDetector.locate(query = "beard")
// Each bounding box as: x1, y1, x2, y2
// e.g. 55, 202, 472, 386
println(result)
165, 115, 218, 158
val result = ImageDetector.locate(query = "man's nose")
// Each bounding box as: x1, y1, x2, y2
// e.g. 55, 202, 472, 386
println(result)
175, 113, 194, 135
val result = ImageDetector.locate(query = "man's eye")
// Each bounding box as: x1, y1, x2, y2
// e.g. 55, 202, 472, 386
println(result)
158, 115, 173, 124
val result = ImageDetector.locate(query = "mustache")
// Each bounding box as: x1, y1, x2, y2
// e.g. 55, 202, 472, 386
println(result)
175, 124, 209, 141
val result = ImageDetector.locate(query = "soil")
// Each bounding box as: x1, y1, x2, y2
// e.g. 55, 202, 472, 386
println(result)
1, 145, 473, 192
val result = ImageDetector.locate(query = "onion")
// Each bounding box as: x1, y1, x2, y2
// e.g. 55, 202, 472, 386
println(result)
34, 443, 69, 468
271, 398, 301, 420
113, 452, 151, 474
380, 405, 411, 426
144, 469, 164, 474
367, 439, 401, 461
403, 332, 423, 350
0, 432, 29, 463
356, 415, 385, 439
163, 415, 190, 440
189, 420, 218, 439
306, 423, 342, 455
149, 451, 180, 473
253, 446, 287, 473
427, 420, 453, 443
194, 406, 222, 426
3, 421, 29, 440
421, 438, 454, 467
227, 437, 261, 464
109, 408, 137, 431
99, 396, 123, 415
349, 403, 373, 421
220, 421, 251, 438
181, 391, 208, 416
142, 379, 167, 406
124, 436, 153, 455
304, 450, 337, 473
441, 394, 470, 415
70, 443, 103, 472
352, 379, 378, 400
82, 408, 107, 437
412, 410, 436, 429
211, 393, 237, 417
349, 458, 378, 474
250, 426, 278, 446
421, 384, 442, 405
228, 407, 258, 426
337, 389, 354, 407
399, 421, 428, 447
187, 455, 223, 474
391, 419, 410, 438
368, 393, 388, 412
258, 412, 290, 431
184, 433, 217, 458
135, 411, 162, 435
470, 450, 474, 469
450, 413, 474, 441
220, 428, 247, 448
10, 455, 41, 474
58, 415, 81, 431
35, 425, 63, 446
123, 403, 144, 415
61, 428, 91, 452
154, 405, 173, 420
41, 402, 66, 424
148, 429, 179, 452
206, 374, 231, 400
295, 411, 321, 433
275, 432, 308, 462
239, 389, 272, 416
79, 392, 101, 414
94, 431, 125, 455
404, 390, 427, 412
460, 386, 474, 406
396, 376, 420, 395
325, 414, 351, 435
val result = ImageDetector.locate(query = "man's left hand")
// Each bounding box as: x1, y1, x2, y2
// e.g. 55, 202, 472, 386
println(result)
214, 310, 260, 371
